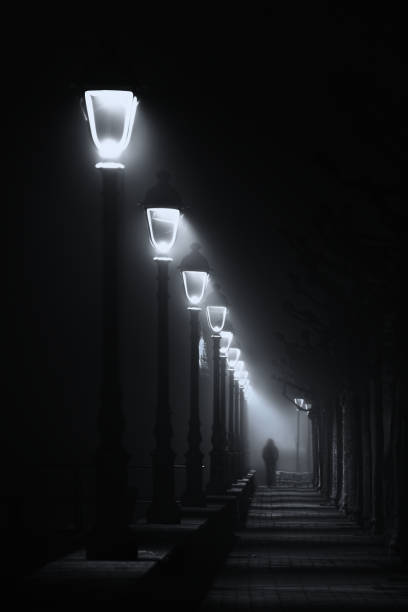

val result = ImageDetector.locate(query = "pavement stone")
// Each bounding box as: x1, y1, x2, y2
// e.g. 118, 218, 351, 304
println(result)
199, 484, 408, 610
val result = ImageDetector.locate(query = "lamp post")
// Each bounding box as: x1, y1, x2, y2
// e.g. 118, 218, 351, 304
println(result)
83, 89, 138, 559
226, 347, 240, 485
294, 398, 304, 473
143, 172, 182, 524
243, 378, 251, 474
219, 329, 233, 484
233, 360, 245, 480
304, 402, 312, 474
179, 244, 210, 506
205, 287, 229, 494
239, 371, 249, 476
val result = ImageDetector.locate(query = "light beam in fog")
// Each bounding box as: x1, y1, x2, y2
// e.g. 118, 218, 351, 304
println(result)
247, 388, 311, 478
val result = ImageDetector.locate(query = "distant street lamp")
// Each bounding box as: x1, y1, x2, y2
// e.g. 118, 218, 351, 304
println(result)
83, 89, 138, 559
219, 331, 233, 357
179, 244, 210, 506
143, 171, 182, 524
235, 364, 247, 479
304, 402, 312, 474
294, 398, 304, 473
226, 347, 240, 484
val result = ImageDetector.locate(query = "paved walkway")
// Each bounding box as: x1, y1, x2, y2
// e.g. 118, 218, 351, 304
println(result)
199, 485, 408, 610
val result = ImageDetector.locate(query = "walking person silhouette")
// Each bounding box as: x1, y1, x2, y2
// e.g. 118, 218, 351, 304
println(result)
262, 438, 279, 487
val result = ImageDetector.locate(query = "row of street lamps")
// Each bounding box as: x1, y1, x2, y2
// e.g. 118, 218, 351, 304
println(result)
82, 89, 251, 558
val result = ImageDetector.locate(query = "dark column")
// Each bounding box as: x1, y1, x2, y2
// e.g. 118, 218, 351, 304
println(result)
381, 311, 399, 550
369, 377, 383, 533
326, 402, 333, 499
318, 404, 327, 495
87, 168, 135, 560
295, 409, 300, 472
351, 387, 362, 522
306, 413, 312, 475
207, 335, 228, 493
340, 390, 353, 514
361, 384, 372, 527
147, 259, 181, 523
330, 398, 338, 502
335, 397, 344, 505
311, 411, 319, 488
183, 308, 206, 506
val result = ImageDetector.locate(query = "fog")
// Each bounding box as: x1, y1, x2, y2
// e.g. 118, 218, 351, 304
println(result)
247, 387, 312, 484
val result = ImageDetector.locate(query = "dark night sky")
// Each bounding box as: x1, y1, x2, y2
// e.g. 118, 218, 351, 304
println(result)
9, 8, 408, 479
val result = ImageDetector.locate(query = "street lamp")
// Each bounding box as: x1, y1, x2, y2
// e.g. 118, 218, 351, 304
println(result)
239, 371, 249, 477
83, 89, 138, 559
226, 347, 240, 484
233, 361, 246, 479
143, 171, 182, 524
179, 244, 210, 506
294, 398, 304, 472
205, 286, 229, 494
303, 402, 312, 474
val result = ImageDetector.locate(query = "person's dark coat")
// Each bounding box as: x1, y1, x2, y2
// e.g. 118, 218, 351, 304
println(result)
262, 438, 279, 486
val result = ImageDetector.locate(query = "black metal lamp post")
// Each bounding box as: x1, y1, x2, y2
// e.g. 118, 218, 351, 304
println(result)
179, 244, 210, 506
144, 172, 183, 524
294, 398, 304, 473
233, 360, 245, 480
304, 402, 312, 474
219, 330, 233, 484
239, 371, 249, 476
226, 347, 240, 485
83, 89, 138, 559
242, 379, 251, 474
205, 288, 229, 494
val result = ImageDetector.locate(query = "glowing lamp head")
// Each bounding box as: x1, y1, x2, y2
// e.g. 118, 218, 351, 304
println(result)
205, 283, 228, 332
206, 306, 227, 334
84, 90, 138, 166
304, 402, 312, 412
220, 331, 233, 356
179, 243, 210, 307
294, 398, 304, 409
234, 360, 245, 380
239, 370, 249, 388
146, 207, 181, 255
182, 271, 209, 305
227, 347, 240, 369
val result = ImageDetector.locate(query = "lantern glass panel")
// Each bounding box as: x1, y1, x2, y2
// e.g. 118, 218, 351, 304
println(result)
147, 208, 181, 255
220, 331, 233, 356
227, 348, 240, 369
85, 90, 138, 160
206, 306, 227, 333
182, 271, 209, 305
